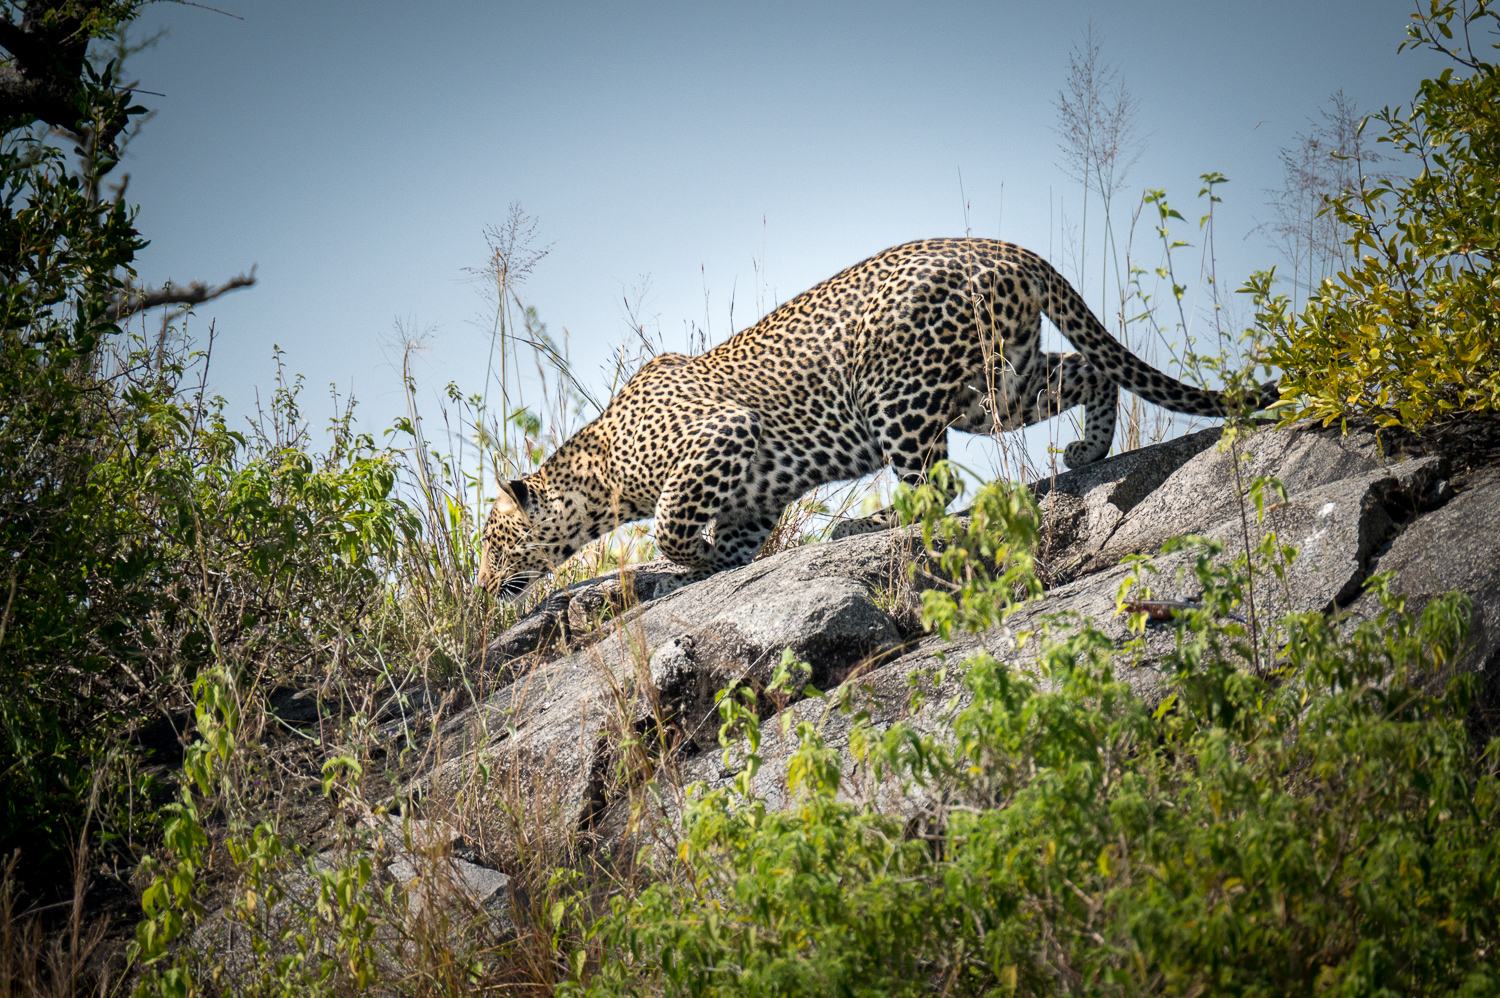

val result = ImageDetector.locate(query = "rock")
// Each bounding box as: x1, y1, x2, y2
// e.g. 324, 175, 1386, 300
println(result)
1031, 425, 1225, 510
372, 685, 437, 725
1096, 421, 1389, 569
1028, 425, 1222, 585
1117, 455, 1446, 615
475, 564, 698, 678
368, 816, 513, 931
660, 651, 970, 822
269, 684, 439, 732
648, 576, 904, 746
476, 589, 573, 675
390, 416, 1500, 879
861, 448, 1444, 710
268, 687, 339, 726
1344, 470, 1500, 731
130, 708, 194, 765
961, 454, 1446, 713
831, 427, 1223, 585
635, 448, 1455, 836
194, 816, 511, 982
406, 529, 912, 864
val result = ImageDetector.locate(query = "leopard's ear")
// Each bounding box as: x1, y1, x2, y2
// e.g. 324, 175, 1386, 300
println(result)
505, 478, 531, 509
493, 478, 532, 520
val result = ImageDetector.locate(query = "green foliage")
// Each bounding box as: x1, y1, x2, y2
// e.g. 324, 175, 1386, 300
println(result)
575, 482, 1499, 996
894, 463, 1043, 639
131, 668, 235, 998
129, 667, 400, 998
0, 60, 419, 872
0, 99, 151, 862
1265, 0, 1500, 428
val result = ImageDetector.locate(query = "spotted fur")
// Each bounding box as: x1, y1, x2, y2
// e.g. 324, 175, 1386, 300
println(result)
478, 238, 1277, 599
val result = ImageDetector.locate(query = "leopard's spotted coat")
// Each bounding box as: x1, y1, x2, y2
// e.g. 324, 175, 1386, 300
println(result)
478, 238, 1276, 599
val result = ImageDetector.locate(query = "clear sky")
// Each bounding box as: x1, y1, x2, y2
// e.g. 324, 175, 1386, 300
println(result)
119, 0, 1443, 480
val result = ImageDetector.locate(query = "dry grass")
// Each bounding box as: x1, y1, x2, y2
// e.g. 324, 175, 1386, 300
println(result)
1, 854, 115, 998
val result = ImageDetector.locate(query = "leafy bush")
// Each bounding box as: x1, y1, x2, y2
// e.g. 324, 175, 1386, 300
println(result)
0, 45, 420, 878
574, 469, 1499, 997
1, 67, 156, 862
1265, 0, 1500, 429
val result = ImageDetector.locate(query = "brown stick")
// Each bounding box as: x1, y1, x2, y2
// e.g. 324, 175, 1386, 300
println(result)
108, 267, 258, 321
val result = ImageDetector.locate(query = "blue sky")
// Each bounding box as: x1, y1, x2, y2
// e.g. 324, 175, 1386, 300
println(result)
120, 1, 1442, 479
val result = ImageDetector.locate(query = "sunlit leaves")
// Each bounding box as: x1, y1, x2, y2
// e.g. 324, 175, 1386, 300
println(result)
1266, 0, 1500, 429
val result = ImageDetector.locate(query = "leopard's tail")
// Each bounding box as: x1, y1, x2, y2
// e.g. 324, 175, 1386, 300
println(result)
1041, 267, 1279, 416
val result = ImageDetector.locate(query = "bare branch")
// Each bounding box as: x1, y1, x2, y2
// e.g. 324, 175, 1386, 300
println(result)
1258, 91, 1389, 308
108, 267, 257, 322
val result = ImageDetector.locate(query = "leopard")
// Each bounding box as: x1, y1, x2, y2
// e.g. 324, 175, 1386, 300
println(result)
477, 237, 1278, 600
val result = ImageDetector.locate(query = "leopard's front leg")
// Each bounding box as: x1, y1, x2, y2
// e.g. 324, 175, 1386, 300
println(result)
653, 406, 763, 578
832, 390, 956, 540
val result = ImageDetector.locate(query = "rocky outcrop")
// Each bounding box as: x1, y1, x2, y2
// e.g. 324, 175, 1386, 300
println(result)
1030, 424, 1224, 585
194, 815, 511, 979
1345, 468, 1500, 725
636, 428, 1466, 828
263, 416, 1498, 920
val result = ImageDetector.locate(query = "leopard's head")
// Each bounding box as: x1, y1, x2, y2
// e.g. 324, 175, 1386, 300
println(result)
476, 476, 590, 602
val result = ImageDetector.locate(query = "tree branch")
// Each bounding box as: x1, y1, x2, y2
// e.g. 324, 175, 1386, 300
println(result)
0, 3, 92, 131
108, 268, 257, 322
0, 1, 141, 152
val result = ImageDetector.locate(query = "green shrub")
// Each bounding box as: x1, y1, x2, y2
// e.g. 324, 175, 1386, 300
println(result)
1265, 0, 1500, 429
1, 69, 154, 863
0, 59, 419, 875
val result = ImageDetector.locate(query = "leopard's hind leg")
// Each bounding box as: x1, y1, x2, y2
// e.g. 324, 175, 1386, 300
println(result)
960, 351, 1117, 469
707, 508, 780, 569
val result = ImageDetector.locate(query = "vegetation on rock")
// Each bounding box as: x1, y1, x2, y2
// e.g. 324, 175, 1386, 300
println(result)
577, 474, 1497, 996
